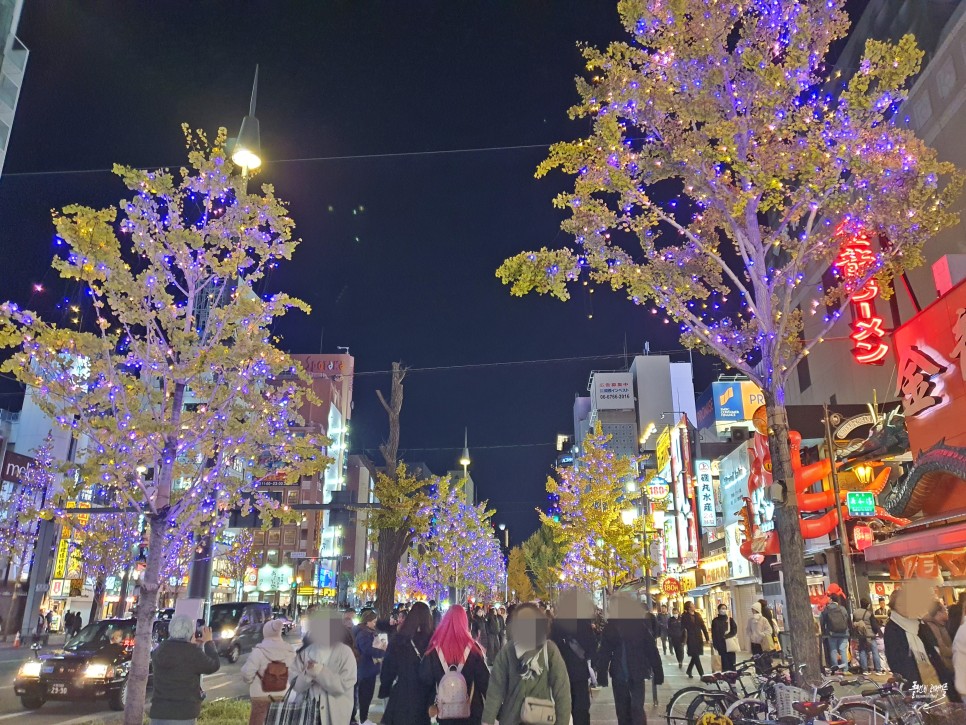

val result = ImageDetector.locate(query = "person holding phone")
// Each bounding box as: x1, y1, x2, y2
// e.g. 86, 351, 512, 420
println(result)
291, 612, 357, 725
149, 615, 221, 725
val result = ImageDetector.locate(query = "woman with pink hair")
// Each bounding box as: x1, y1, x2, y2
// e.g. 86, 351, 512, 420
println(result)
419, 606, 489, 725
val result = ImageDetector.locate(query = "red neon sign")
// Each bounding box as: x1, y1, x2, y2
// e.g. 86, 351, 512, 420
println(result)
834, 226, 889, 365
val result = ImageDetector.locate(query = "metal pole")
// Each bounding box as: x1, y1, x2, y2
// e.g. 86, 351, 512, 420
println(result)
823, 404, 861, 607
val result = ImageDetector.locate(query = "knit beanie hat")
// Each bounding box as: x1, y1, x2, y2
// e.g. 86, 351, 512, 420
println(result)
263, 619, 285, 639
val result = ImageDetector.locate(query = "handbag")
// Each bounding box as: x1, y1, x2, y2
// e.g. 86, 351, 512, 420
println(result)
267, 686, 320, 725
726, 636, 740, 653
521, 697, 556, 724
520, 644, 556, 724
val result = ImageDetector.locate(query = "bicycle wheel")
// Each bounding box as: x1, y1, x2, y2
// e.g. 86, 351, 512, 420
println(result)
686, 692, 736, 725
667, 687, 712, 725
725, 697, 772, 723
835, 702, 889, 725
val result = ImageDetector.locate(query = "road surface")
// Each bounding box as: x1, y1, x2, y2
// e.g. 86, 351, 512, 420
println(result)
0, 640, 254, 725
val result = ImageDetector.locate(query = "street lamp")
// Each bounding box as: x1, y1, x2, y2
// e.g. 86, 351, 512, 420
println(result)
232, 66, 262, 171
459, 428, 471, 477
498, 524, 509, 602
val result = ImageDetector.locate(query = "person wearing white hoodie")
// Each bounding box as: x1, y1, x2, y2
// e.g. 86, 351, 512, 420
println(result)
241, 619, 297, 725
746, 603, 775, 656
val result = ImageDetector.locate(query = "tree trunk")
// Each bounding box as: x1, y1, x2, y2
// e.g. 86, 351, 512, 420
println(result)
375, 529, 404, 619
123, 515, 165, 725
765, 387, 822, 684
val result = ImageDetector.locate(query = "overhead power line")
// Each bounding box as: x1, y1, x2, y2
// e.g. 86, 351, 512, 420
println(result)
1, 141, 556, 179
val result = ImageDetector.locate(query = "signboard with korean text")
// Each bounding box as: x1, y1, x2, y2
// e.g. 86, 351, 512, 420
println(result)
695, 459, 716, 527
591, 373, 635, 410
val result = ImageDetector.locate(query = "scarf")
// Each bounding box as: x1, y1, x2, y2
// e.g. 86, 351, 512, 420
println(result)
514, 642, 546, 680
891, 611, 941, 687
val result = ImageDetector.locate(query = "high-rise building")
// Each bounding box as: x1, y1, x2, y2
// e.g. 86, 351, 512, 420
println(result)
249, 353, 354, 607
0, 0, 27, 177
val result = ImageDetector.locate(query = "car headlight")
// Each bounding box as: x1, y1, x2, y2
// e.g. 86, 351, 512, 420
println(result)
18, 661, 42, 678
83, 663, 113, 679
220, 628, 235, 639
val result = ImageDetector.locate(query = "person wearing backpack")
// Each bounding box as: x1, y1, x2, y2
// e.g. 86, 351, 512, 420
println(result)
482, 603, 571, 725
821, 594, 852, 669
420, 605, 489, 725
852, 597, 884, 673
241, 619, 297, 725
597, 594, 664, 725
379, 601, 435, 725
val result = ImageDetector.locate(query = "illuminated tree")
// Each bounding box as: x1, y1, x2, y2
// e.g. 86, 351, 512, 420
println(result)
498, 0, 962, 677
0, 127, 328, 724
522, 523, 565, 601
541, 423, 645, 596
403, 484, 506, 604
0, 435, 56, 633
214, 529, 257, 599
507, 546, 535, 602
369, 364, 446, 618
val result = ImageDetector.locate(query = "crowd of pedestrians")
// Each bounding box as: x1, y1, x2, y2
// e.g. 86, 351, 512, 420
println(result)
172, 580, 966, 725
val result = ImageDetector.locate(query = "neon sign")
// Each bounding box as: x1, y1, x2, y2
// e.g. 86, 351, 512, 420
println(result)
834, 226, 889, 365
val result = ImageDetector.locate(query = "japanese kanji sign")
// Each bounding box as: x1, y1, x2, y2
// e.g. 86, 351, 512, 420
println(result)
834, 226, 889, 365
695, 459, 717, 527
892, 276, 966, 470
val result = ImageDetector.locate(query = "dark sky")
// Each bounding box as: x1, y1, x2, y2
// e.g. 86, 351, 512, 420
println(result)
0, 1, 865, 544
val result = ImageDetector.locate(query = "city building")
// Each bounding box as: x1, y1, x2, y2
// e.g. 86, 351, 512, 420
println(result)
786, 0, 966, 408
246, 353, 354, 609
0, 0, 27, 178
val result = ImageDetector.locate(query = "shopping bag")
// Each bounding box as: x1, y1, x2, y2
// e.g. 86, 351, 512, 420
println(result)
726, 637, 740, 653
267, 686, 320, 725
711, 651, 722, 672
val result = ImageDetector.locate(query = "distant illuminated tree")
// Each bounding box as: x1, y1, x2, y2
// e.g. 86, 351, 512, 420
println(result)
498, 0, 962, 678
404, 484, 506, 604
0, 434, 56, 632
507, 547, 535, 602
522, 523, 565, 602
541, 423, 645, 596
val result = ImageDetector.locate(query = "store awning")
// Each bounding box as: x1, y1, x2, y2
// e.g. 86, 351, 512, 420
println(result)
687, 585, 716, 597
864, 519, 966, 562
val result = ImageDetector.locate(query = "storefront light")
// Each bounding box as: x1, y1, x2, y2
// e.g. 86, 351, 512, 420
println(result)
854, 463, 875, 486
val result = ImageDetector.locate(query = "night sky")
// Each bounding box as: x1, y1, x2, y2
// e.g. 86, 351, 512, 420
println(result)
0, 1, 865, 544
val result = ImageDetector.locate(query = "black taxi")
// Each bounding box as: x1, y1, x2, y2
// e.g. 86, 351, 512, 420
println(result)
14, 618, 136, 711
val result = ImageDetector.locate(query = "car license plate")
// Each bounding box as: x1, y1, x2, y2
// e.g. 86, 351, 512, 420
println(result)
49, 683, 67, 695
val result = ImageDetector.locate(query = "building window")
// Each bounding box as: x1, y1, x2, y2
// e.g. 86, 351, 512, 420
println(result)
287, 490, 299, 505
268, 530, 281, 546
282, 528, 297, 547
267, 549, 279, 566
253, 531, 265, 546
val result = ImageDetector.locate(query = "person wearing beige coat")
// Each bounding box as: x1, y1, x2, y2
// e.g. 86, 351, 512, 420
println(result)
241, 620, 297, 725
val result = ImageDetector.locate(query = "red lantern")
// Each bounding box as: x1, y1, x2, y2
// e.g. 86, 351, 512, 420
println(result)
854, 524, 874, 552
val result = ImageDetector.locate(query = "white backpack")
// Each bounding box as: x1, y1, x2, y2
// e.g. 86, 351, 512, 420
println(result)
436, 646, 472, 719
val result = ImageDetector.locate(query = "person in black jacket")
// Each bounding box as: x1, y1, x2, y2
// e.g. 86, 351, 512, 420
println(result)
485, 606, 502, 665
597, 594, 663, 725
420, 606, 489, 725
711, 604, 739, 672
681, 601, 710, 678
551, 590, 600, 725
884, 584, 955, 697
667, 609, 685, 668
149, 615, 220, 724
380, 601, 435, 725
